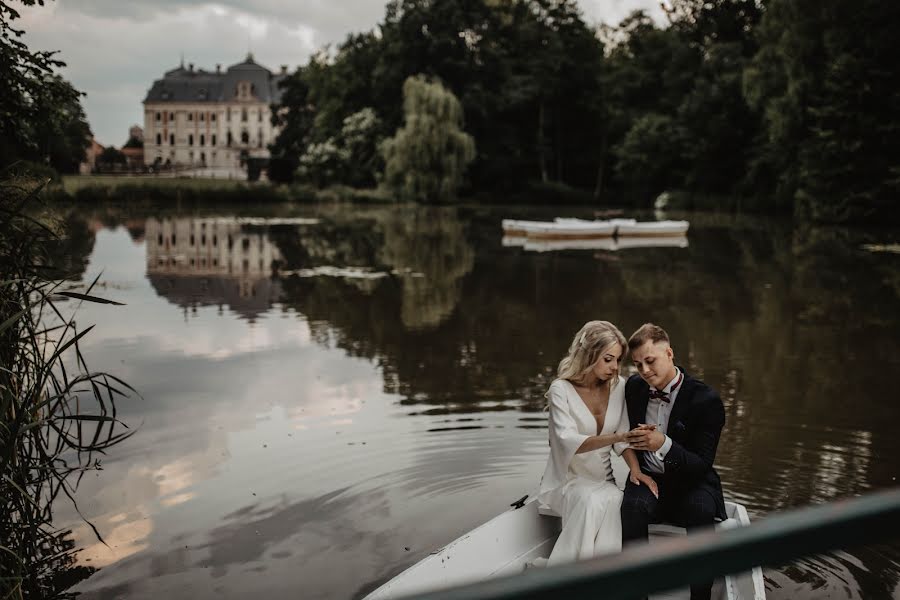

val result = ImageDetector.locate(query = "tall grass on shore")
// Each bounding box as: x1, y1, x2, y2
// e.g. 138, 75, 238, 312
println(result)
51, 175, 392, 206
1, 176, 136, 599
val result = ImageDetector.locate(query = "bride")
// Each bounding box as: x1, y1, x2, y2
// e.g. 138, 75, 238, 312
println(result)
537, 320, 657, 565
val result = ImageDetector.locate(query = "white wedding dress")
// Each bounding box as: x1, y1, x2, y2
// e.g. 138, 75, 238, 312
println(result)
537, 378, 630, 565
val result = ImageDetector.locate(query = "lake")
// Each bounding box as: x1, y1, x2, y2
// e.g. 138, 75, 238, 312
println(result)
42, 200, 900, 599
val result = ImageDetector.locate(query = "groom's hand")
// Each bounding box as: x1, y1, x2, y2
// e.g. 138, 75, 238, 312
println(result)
626, 425, 666, 452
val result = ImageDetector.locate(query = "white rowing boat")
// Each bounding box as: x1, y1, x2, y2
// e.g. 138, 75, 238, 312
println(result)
502, 219, 617, 239
363, 496, 765, 600
555, 217, 637, 229
616, 220, 690, 237
503, 218, 689, 240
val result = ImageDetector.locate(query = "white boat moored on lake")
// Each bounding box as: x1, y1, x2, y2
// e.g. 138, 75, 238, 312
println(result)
616, 220, 690, 237
524, 221, 617, 239
503, 219, 616, 238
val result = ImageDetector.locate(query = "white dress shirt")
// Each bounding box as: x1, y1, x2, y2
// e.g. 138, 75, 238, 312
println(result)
643, 368, 683, 474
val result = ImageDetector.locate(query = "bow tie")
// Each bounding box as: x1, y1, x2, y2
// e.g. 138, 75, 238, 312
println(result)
649, 389, 670, 403
649, 372, 684, 403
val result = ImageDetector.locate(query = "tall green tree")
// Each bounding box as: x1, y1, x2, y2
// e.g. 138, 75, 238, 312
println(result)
1, 1, 91, 172
745, 0, 900, 222
381, 76, 475, 203
601, 11, 697, 201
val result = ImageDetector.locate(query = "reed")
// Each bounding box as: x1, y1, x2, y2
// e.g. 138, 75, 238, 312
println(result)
1, 173, 136, 599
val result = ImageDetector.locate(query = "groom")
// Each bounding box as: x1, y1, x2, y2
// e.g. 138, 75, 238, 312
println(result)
621, 323, 726, 600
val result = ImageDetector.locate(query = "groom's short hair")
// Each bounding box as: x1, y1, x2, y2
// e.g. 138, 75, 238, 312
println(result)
628, 323, 670, 352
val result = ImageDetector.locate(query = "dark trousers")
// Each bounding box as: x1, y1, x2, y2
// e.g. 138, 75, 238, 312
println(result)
621, 476, 719, 600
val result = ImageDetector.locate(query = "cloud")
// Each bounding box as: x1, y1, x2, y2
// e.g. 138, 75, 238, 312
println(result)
579, 0, 667, 26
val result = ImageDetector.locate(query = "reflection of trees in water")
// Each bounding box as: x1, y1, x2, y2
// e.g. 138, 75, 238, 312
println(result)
377, 207, 474, 330
41, 212, 97, 280
272, 206, 475, 332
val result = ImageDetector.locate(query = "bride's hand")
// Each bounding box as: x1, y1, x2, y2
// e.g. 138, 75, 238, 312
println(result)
629, 471, 659, 498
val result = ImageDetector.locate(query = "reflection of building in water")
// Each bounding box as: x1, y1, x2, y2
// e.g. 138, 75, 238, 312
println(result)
145, 217, 282, 320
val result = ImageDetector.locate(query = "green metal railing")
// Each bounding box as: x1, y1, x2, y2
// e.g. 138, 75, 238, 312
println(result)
405, 487, 900, 600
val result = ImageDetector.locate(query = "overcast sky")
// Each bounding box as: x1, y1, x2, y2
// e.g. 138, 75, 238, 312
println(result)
19, 1, 665, 146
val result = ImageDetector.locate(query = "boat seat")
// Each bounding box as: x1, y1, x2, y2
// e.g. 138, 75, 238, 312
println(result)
538, 503, 739, 533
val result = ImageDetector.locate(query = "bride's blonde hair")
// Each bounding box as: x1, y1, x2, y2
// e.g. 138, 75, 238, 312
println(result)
556, 320, 626, 387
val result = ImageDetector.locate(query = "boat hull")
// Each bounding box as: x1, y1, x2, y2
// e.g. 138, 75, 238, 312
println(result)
363, 497, 765, 600
616, 221, 690, 237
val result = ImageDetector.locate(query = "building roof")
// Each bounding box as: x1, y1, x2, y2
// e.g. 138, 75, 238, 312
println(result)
144, 54, 288, 105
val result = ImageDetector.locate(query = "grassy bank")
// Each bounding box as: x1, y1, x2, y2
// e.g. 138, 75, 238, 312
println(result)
52, 175, 392, 205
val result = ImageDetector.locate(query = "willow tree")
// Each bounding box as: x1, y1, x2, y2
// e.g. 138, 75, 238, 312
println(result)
381, 75, 475, 203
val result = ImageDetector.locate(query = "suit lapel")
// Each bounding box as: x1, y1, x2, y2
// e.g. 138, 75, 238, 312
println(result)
667, 371, 695, 438
630, 378, 650, 428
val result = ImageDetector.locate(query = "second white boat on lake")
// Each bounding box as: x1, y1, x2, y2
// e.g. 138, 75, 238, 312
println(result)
501, 218, 690, 239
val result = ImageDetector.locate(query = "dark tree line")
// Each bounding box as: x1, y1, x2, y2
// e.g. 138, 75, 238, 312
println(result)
271, 0, 900, 222
1, 1, 91, 176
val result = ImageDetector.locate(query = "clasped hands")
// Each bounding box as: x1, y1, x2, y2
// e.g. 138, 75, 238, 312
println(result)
622, 423, 665, 452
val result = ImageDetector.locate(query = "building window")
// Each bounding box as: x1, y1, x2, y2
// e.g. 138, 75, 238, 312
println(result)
237, 81, 253, 100
189, 134, 194, 146
156, 133, 162, 145
241, 108, 248, 122
211, 113, 216, 122
211, 134, 216, 146
227, 132, 232, 147
169, 112, 174, 120
169, 134, 174, 145
258, 110, 263, 123
241, 131, 249, 144
190, 234, 195, 246
156, 112, 161, 121
200, 113, 205, 122
200, 134, 205, 146
258, 130, 263, 148
188, 112, 193, 121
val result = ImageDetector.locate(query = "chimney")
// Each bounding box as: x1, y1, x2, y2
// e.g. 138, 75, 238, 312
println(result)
280, 65, 288, 75
216, 64, 222, 74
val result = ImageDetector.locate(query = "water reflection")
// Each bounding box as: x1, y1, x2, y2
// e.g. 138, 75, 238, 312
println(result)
502, 235, 689, 252
145, 217, 283, 321
40, 204, 900, 600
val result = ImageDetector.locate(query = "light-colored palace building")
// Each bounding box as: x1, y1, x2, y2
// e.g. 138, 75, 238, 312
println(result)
142, 54, 287, 169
